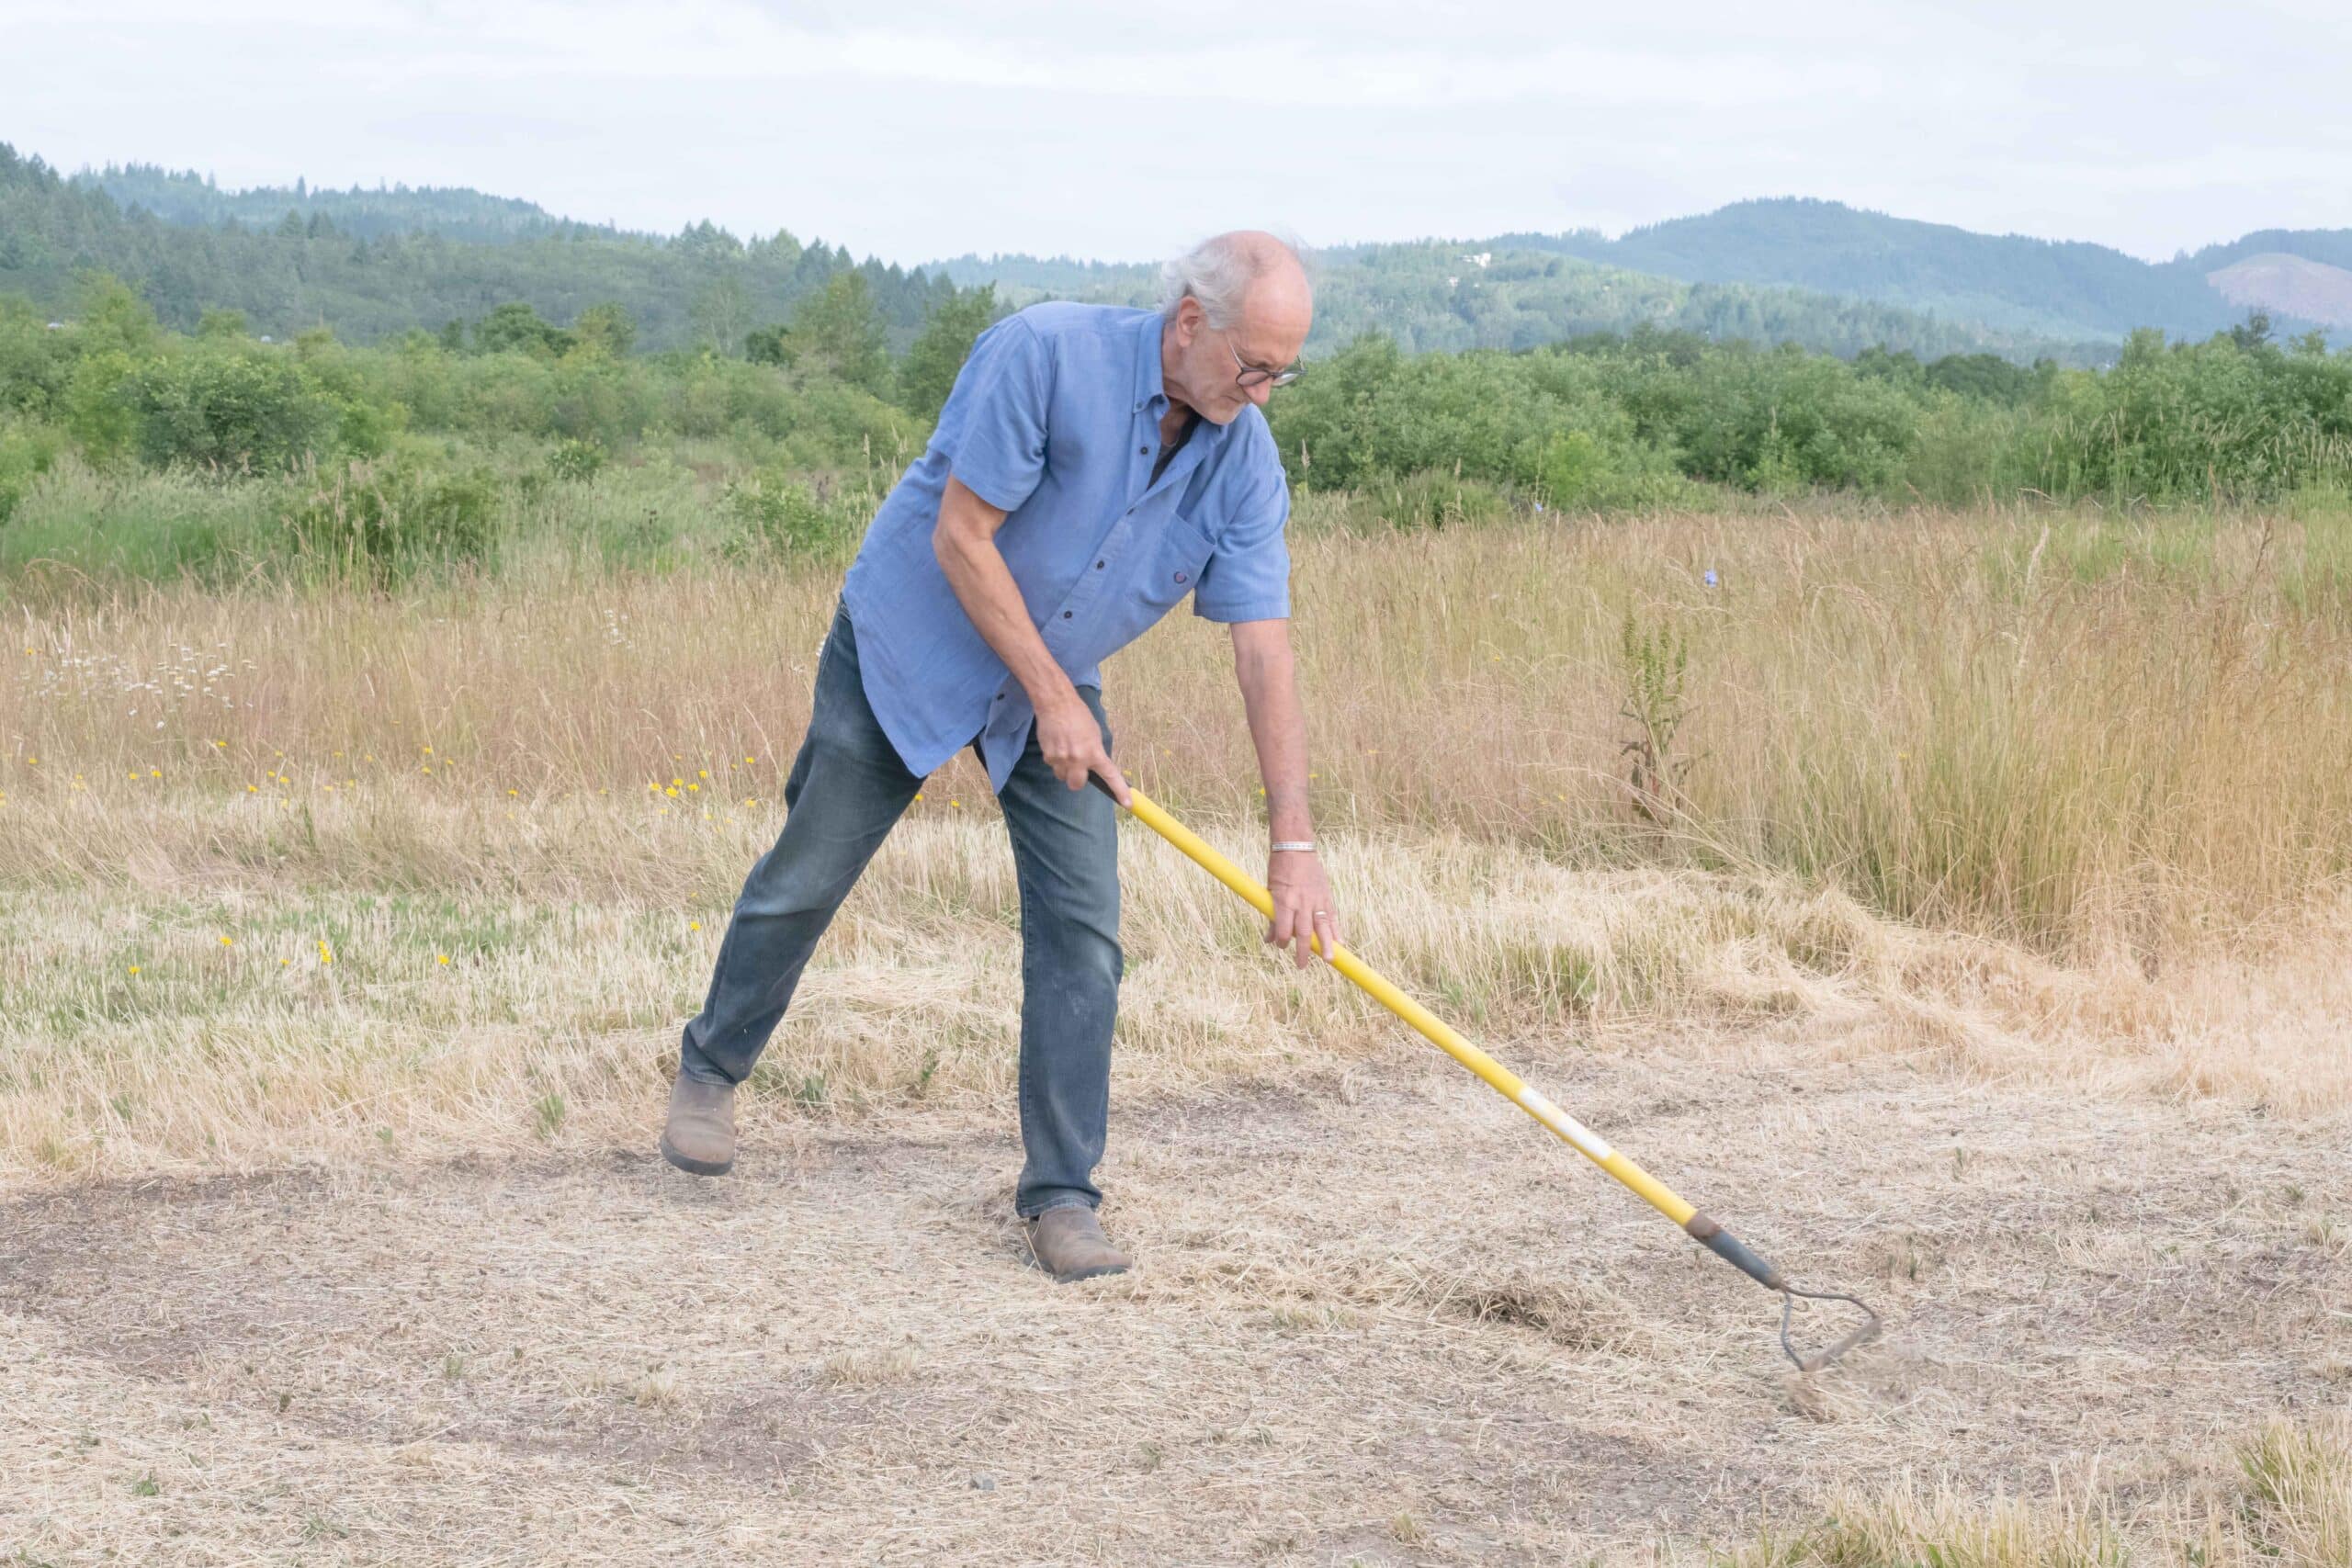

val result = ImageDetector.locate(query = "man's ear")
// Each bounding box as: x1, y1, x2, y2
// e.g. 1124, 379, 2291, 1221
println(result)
1172, 297, 1203, 346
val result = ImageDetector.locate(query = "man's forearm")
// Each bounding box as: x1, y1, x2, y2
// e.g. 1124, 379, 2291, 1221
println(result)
1233, 625, 1312, 839
933, 481, 1080, 714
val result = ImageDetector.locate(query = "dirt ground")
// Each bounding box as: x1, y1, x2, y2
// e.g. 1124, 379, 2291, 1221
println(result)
6, 1024, 2347, 1565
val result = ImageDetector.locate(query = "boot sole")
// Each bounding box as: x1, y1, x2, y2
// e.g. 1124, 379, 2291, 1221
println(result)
1045, 1260, 1130, 1283
658, 1134, 733, 1177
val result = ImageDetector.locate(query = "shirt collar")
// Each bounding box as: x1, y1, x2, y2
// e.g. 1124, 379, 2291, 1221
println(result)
1130, 309, 1229, 455
1132, 309, 1166, 414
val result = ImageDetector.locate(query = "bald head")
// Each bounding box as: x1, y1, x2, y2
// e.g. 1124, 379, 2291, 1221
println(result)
1158, 231, 1311, 333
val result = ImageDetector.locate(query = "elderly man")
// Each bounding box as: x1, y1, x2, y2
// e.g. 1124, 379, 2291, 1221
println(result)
660, 231, 1337, 1282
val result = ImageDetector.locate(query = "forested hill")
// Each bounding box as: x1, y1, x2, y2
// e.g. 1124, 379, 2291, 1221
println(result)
1494, 198, 2352, 342
15, 141, 2312, 364
1, 144, 956, 350
946, 199, 2352, 353
74, 162, 605, 245
930, 242, 2104, 364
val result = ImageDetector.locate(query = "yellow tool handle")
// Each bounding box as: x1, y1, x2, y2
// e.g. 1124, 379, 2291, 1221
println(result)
1101, 782, 1698, 1230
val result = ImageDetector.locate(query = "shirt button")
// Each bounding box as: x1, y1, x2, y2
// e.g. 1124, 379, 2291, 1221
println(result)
1061, 610, 1072, 619
1174, 571, 1188, 584
1094, 559, 1105, 569
1138, 446, 1148, 455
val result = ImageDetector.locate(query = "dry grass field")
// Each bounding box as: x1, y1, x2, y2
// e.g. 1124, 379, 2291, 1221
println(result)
4, 506, 2350, 1562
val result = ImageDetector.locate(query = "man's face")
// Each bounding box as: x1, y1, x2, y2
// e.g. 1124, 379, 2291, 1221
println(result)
1166, 277, 1312, 425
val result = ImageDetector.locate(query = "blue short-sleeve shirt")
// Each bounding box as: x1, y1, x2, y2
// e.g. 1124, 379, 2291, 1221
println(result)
840, 302, 1292, 793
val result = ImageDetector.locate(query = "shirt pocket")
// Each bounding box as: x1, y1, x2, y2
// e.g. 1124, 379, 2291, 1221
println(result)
1144, 512, 1219, 612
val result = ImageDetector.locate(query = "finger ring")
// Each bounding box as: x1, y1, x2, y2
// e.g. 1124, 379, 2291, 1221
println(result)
1313, 910, 1327, 918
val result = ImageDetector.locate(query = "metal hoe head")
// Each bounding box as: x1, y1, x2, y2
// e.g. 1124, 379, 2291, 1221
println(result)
1778, 1280, 1883, 1372
1684, 1211, 1881, 1372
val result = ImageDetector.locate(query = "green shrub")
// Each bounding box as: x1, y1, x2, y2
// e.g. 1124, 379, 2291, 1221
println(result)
280, 457, 502, 581
126, 349, 345, 472
0, 417, 63, 522
546, 436, 608, 481
718, 470, 871, 558
63, 348, 141, 463
0, 297, 72, 417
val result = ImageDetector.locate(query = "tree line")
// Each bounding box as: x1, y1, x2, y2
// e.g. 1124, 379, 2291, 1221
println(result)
2, 143, 963, 353
15, 142, 2104, 368
5, 269, 2350, 586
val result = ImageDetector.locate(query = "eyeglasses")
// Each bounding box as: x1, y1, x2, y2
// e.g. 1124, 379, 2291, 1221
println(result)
1227, 336, 1303, 389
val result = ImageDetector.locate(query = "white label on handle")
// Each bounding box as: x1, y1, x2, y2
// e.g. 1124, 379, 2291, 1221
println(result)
1517, 1087, 1614, 1163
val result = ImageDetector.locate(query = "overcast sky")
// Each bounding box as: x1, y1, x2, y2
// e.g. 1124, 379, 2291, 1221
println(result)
6, 1, 2348, 266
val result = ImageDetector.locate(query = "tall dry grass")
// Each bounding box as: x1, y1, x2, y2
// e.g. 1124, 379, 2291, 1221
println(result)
6, 505, 2352, 1177
6, 503, 2350, 955
1731, 1416, 2352, 1567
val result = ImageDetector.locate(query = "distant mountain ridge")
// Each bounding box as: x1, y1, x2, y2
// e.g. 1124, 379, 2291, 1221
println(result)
944, 198, 2350, 353
929, 241, 2105, 363
75, 162, 611, 245
2206, 254, 2352, 328
2, 144, 956, 351
1487, 197, 2346, 344
6, 147, 2095, 364
13, 147, 2341, 361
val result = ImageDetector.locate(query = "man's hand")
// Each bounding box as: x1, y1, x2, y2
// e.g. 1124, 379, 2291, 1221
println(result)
1037, 689, 1129, 804
1265, 849, 1340, 968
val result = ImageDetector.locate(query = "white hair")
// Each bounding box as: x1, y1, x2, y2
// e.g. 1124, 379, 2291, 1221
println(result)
1157, 231, 1309, 330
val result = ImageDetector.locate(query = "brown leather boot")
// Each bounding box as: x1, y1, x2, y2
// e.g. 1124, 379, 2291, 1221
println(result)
1023, 1206, 1130, 1282
659, 1074, 735, 1176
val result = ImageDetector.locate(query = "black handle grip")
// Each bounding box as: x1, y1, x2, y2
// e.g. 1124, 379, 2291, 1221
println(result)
1684, 1212, 1787, 1292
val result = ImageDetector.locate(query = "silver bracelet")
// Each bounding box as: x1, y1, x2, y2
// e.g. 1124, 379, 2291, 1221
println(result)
1270, 840, 1316, 853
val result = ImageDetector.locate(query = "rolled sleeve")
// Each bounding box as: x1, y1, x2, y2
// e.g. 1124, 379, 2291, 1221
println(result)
946, 319, 1052, 514
1193, 459, 1292, 624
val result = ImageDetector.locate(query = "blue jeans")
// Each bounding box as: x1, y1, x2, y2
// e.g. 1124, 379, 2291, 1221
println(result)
679, 598, 1122, 1217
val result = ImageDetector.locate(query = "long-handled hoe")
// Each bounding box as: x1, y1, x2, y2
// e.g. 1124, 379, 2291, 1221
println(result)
1094, 779, 1882, 1372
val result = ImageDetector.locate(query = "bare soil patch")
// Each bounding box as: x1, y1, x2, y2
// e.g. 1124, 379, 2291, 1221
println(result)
6, 1039, 2346, 1563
